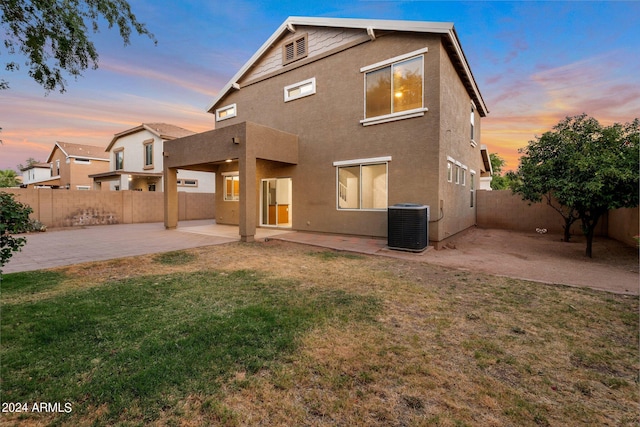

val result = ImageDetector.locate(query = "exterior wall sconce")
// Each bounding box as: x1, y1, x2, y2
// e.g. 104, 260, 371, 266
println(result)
232, 137, 240, 144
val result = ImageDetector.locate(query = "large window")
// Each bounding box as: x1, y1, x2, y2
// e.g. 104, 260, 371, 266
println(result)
223, 173, 240, 201
361, 48, 427, 126
334, 157, 389, 210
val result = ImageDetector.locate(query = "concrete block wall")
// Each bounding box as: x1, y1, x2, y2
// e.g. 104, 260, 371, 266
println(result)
5, 189, 215, 228
477, 190, 637, 245
608, 207, 639, 247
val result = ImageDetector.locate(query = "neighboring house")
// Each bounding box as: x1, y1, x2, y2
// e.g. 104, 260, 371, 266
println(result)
163, 17, 492, 246
22, 142, 109, 189
20, 162, 52, 187
90, 123, 215, 192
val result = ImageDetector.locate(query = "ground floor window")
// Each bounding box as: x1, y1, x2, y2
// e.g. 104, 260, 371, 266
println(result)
334, 157, 390, 210
223, 173, 240, 201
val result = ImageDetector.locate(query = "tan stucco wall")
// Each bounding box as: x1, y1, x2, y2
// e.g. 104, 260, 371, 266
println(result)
7, 188, 214, 228
212, 32, 469, 239
436, 42, 483, 241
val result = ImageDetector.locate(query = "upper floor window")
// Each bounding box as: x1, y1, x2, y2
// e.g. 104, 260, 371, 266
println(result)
216, 104, 237, 122
284, 77, 316, 102
177, 179, 198, 187
470, 102, 477, 146
283, 34, 307, 65
114, 149, 124, 170
143, 140, 154, 169
74, 158, 91, 164
361, 48, 427, 126
55, 160, 60, 176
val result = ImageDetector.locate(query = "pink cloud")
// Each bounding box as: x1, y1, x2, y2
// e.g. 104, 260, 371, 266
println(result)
482, 50, 639, 171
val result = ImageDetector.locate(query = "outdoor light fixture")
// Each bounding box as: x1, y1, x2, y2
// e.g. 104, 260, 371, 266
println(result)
232, 137, 240, 144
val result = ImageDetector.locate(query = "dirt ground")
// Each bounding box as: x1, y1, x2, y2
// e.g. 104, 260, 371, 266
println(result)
390, 228, 639, 295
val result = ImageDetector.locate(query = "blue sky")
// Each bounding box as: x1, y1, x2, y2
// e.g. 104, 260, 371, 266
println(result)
1, 0, 639, 171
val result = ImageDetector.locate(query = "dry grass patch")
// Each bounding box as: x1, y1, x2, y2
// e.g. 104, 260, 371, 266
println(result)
1, 240, 637, 426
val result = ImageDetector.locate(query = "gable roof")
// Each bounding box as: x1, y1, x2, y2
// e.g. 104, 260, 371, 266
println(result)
46, 141, 109, 163
207, 16, 488, 117
105, 123, 195, 152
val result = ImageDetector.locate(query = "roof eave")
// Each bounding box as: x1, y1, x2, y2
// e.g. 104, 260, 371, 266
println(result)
207, 17, 488, 116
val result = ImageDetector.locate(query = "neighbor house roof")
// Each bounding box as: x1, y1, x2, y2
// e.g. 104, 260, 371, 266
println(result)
207, 16, 489, 117
20, 162, 51, 172
46, 141, 109, 163
105, 123, 196, 152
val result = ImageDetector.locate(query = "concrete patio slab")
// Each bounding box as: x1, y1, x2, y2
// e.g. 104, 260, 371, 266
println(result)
3, 221, 291, 274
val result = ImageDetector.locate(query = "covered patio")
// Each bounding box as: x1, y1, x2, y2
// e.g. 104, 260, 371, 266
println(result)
163, 121, 298, 242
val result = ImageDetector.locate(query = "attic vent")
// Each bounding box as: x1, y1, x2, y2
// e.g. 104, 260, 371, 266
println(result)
283, 34, 308, 65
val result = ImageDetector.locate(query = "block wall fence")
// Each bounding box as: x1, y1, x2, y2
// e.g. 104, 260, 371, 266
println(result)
476, 190, 639, 247
5, 189, 215, 228
3, 189, 637, 247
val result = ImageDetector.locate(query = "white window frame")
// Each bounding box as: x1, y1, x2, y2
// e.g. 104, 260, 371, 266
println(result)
447, 161, 453, 183
284, 77, 316, 102
360, 48, 428, 127
178, 179, 198, 187
333, 156, 391, 211
143, 139, 154, 169
114, 149, 124, 171
222, 172, 239, 201
74, 158, 91, 164
470, 169, 476, 208
216, 103, 237, 122
470, 101, 477, 147
461, 165, 467, 186
76, 185, 90, 190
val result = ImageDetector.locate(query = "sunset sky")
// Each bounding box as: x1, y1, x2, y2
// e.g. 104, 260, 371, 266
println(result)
1, 1, 638, 172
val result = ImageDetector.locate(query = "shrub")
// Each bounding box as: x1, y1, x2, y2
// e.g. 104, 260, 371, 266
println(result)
0, 192, 34, 273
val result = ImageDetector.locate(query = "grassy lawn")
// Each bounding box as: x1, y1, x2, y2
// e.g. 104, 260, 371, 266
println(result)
1, 241, 638, 426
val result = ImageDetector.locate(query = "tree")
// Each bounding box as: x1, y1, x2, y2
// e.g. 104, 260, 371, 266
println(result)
489, 153, 519, 190
0, 0, 156, 93
16, 157, 40, 171
0, 169, 20, 187
0, 192, 33, 274
513, 114, 639, 257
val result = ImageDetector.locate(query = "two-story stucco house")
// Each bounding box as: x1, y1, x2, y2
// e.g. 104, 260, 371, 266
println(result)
20, 142, 110, 189
163, 17, 491, 246
90, 123, 215, 192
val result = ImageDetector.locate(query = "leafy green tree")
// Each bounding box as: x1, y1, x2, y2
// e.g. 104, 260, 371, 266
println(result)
489, 153, 519, 190
513, 114, 639, 257
0, 0, 156, 92
0, 169, 20, 187
0, 192, 33, 273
